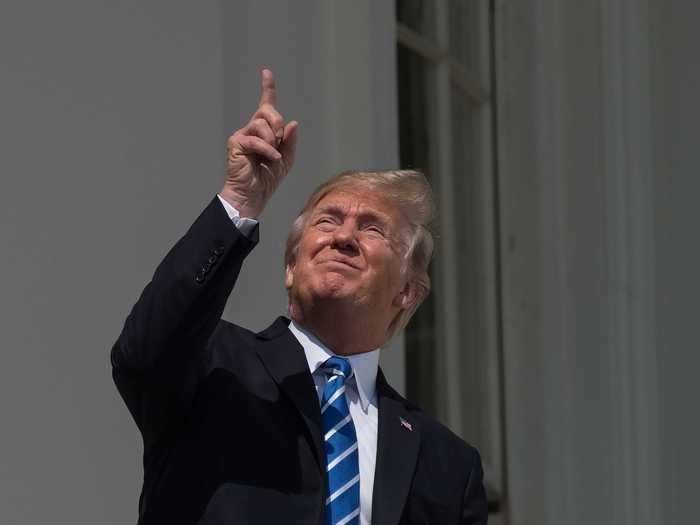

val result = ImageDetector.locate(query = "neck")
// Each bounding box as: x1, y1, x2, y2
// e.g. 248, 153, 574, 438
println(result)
290, 300, 388, 355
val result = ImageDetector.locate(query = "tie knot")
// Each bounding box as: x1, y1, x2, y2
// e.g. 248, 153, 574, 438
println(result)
320, 356, 353, 380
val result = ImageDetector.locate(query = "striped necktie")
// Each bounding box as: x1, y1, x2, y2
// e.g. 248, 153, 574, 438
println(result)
320, 356, 360, 525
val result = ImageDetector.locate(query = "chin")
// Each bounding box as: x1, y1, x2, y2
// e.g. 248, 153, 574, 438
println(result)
313, 272, 356, 298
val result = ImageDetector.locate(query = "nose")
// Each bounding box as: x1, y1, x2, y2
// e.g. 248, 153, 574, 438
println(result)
331, 221, 359, 252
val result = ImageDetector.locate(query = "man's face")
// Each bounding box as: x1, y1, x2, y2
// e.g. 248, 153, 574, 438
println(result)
285, 188, 414, 322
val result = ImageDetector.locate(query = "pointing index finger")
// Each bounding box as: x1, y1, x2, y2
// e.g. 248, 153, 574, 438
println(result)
258, 68, 276, 108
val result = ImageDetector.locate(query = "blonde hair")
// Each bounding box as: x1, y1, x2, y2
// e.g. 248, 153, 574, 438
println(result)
285, 169, 435, 339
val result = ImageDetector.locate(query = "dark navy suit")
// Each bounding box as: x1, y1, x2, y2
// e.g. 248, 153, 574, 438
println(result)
111, 197, 488, 524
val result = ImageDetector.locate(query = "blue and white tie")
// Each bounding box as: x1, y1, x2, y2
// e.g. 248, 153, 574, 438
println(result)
320, 356, 360, 525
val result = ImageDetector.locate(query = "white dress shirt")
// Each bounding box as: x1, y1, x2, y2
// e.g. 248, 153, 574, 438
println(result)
288, 320, 379, 525
217, 195, 380, 525
216, 194, 259, 236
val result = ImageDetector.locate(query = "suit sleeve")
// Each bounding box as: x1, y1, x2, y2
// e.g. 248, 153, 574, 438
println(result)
461, 448, 489, 524
110, 196, 258, 448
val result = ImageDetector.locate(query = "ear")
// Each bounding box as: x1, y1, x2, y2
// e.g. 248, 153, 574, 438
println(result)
284, 263, 295, 290
392, 278, 417, 311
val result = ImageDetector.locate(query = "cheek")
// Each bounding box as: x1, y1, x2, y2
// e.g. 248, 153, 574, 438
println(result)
367, 249, 403, 284
294, 254, 326, 288
299, 233, 330, 260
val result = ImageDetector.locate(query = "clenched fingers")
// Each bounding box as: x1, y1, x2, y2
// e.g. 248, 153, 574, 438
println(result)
234, 134, 282, 163
245, 118, 277, 147
253, 104, 285, 144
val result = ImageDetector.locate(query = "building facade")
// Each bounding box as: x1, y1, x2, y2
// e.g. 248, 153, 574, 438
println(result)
1, 1, 697, 523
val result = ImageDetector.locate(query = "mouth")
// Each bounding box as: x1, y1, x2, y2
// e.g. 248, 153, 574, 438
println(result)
318, 259, 360, 270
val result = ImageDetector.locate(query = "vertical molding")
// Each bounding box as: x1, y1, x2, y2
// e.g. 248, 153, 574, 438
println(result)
494, 0, 549, 521
532, 0, 576, 522
480, 0, 506, 498
320, 0, 372, 170
600, 1, 661, 524
433, 0, 464, 433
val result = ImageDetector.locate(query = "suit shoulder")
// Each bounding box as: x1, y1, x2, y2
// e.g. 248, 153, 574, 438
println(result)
385, 385, 480, 464
201, 318, 261, 369
416, 408, 480, 462
210, 315, 290, 346
210, 318, 259, 345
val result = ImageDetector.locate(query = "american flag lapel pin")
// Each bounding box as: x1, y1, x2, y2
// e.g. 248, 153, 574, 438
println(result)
399, 416, 413, 432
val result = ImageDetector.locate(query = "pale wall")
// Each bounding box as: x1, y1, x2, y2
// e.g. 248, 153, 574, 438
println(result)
496, 0, 696, 523
0, 1, 399, 523
650, 0, 700, 521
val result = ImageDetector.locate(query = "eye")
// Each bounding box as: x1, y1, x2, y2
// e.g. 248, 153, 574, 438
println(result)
314, 216, 338, 230
364, 225, 385, 236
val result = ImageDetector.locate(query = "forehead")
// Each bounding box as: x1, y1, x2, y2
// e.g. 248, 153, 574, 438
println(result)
312, 189, 401, 220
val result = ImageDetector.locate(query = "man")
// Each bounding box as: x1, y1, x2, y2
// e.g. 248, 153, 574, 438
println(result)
112, 69, 487, 525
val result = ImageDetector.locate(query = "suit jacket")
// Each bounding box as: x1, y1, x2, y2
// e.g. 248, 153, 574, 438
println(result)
111, 196, 488, 524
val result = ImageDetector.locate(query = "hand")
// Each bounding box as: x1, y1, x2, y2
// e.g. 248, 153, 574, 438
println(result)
220, 69, 299, 218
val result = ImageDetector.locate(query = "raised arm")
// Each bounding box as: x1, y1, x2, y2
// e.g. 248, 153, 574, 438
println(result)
111, 69, 298, 439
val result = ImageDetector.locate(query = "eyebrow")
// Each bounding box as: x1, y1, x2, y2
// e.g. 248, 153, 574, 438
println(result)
314, 204, 391, 227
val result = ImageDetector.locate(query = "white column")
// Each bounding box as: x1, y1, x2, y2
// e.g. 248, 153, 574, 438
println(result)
600, 1, 661, 523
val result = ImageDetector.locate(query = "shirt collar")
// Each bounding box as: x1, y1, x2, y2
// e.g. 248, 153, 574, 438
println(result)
288, 319, 380, 411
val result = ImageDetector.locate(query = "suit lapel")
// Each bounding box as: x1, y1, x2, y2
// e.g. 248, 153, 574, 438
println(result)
255, 320, 421, 524
255, 317, 325, 471
371, 368, 420, 525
